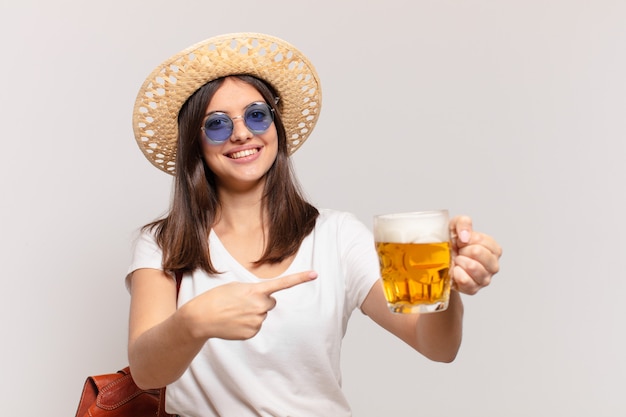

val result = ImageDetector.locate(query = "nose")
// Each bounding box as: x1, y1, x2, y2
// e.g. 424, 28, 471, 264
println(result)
230, 116, 253, 142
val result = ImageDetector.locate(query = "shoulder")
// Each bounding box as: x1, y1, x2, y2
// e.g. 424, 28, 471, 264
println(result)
314, 209, 372, 237
316, 208, 363, 227
133, 225, 158, 245
130, 225, 162, 258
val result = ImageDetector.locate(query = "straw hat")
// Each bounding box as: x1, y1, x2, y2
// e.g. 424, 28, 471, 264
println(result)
132, 32, 322, 175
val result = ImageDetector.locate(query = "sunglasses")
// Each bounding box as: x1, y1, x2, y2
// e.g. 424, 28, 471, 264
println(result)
201, 101, 275, 144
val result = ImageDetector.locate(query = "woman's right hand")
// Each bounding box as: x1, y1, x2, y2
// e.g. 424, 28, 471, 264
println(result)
179, 270, 318, 341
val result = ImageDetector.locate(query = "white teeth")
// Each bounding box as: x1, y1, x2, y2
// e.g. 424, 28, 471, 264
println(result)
229, 149, 258, 159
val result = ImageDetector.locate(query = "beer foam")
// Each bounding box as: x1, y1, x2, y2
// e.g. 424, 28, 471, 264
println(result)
374, 211, 449, 243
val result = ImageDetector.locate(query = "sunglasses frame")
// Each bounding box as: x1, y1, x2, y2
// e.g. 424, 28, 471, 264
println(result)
201, 101, 275, 144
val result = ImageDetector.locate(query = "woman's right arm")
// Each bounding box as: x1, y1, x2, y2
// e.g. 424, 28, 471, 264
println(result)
128, 267, 319, 389
128, 268, 206, 389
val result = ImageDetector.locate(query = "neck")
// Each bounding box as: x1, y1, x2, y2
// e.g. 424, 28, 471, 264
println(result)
214, 183, 266, 234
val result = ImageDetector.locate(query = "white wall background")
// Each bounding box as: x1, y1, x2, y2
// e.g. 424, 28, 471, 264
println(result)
1, 0, 624, 415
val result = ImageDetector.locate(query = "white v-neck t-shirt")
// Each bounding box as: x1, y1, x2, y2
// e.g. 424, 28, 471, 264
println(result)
127, 209, 380, 417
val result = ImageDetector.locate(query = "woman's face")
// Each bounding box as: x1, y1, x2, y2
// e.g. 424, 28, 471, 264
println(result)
200, 77, 279, 192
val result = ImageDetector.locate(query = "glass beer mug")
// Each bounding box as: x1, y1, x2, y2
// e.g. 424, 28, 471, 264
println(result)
373, 210, 451, 314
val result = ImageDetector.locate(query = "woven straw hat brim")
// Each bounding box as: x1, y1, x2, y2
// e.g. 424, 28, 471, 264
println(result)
132, 32, 322, 175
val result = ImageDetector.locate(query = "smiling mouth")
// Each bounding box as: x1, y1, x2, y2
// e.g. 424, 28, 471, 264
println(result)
227, 148, 260, 159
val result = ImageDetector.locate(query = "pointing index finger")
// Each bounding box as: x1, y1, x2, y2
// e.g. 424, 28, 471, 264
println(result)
257, 271, 318, 295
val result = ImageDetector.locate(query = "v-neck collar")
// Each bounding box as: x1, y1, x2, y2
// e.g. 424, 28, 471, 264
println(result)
209, 229, 312, 281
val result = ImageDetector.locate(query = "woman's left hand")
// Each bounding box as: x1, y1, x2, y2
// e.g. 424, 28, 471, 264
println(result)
449, 215, 502, 295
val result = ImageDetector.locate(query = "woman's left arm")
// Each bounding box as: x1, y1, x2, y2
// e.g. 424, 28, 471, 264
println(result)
361, 215, 502, 362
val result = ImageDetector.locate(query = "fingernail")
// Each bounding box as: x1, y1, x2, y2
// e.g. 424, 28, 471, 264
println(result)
308, 271, 319, 280
460, 230, 471, 243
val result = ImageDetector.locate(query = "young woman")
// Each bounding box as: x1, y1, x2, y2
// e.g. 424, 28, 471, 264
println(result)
127, 33, 502, 417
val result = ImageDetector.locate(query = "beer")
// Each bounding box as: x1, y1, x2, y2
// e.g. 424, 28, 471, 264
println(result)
373, 210, 451, 314
375, 241, 451, 313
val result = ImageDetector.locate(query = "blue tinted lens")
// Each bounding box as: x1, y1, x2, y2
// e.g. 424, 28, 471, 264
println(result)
244, 103, 274, 133
203, 113, 233, 143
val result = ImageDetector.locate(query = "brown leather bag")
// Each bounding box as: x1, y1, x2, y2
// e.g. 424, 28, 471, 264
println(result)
74, 367, 173, 417
75, 273, 181, 417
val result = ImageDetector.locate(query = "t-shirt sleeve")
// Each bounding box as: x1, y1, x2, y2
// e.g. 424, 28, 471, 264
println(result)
125, 228, 165, 291
337, 212, 381, 312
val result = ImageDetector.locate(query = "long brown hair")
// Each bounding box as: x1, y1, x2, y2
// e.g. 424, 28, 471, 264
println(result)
143, 75, 319, 275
